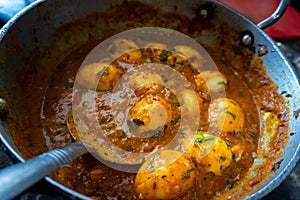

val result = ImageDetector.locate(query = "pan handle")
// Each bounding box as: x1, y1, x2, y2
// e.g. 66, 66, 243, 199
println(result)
257, 0, 291, 29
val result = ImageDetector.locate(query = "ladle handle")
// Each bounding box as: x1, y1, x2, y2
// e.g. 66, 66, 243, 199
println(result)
0, 142, 87, 200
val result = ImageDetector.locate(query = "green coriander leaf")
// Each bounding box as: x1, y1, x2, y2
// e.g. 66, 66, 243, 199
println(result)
227, 181, 234, 189
104, 129, 111, 134
160, 74, 168, 83
183, 168, 194, 179
171, 119, 178, 124
195, 137, 214, 143
225, 111, 236, 120
220, 156, 226, 161
174, 102, 180, 107
97, 67, 108, 75
160, 51, 168, 62
148, 157, 156, 172
119, 91, 127, 98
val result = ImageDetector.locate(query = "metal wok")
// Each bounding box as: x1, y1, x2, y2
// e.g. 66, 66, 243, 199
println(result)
0, 0, 299, 199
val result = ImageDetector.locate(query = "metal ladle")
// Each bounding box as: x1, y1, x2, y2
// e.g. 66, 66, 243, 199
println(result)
0, 138, 87, 199
0, 108, 95, 200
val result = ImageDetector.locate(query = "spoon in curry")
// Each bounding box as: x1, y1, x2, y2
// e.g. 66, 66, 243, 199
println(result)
0, 118, 90, 200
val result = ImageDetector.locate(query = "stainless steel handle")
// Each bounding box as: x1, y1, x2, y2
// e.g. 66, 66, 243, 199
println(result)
257, 0, 291, 29
0, 142, 87, 200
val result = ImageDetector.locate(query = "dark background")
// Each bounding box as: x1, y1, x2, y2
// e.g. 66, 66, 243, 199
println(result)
0, 0, 299, 199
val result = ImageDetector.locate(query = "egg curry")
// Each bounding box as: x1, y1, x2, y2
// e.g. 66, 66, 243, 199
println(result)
11, 1, 289, 200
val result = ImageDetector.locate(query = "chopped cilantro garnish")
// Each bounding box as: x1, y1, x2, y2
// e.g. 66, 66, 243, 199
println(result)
225, 111, 236, 120
104, 129, 111, 134
220, 156, 226, 161
195, 130, 206, 137
174, 102, 180, 107
83, 175, 91, 182
153, 130, 162, 139
160, 51, 168, 62
127, 145, 134, 151
176, 60, 185, 67
148, 157, 156, 172
195, 137, 214, 143
119, 91, 127, 99
160, 74, 168, 83
171, 119, 178, 124
189, 56, 197, 63
194, 131, 215, 151
97, 67, 108, 75
183, 168, 194, 179
227, 181, 234, 189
